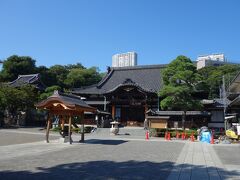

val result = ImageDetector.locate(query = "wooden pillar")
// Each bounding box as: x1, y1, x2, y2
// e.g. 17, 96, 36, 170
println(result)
144, 95, 148, 119
80, 112, 85, 142
58, 115, 61, 129
61, 116, 65, 130
145, 104, 148, 114
46, 113, 52, 143
112, 105, 115, 119
68, 115, 72, 144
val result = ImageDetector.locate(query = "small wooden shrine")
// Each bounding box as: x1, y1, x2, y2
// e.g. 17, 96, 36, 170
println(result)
35, 90, 96, 144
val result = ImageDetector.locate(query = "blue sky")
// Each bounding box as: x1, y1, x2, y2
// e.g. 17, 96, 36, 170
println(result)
0, 0, 239, 71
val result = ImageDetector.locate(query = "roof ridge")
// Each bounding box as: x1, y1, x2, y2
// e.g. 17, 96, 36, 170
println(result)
97, 69, 114, 88
111, 64, 167, 71
73, 64, 164, 95
73, 83, 98, 91
28, 74, 39, 83
18, 73, 39, 78
56, 91, 82, 100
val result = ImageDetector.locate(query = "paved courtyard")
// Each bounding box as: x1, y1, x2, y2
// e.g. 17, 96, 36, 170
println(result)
0, 128, 239, 180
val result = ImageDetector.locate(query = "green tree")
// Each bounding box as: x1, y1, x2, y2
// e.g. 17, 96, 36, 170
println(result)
39, 85, 61, 100
36, 66, 57, 87
0, 84, 39, 125
65, 63, 85, 70
159, 56, 202, 129
198, 64, 240, 99
64, 67, 102, 88
48, 65, 69, 88
0, 55, 36, 82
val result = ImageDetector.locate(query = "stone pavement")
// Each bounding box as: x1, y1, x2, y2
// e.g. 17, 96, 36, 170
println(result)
167, 142, 240, 180
213, 144, 240, 179
0, 128, 58, 146
0, 128, 185, 179
0, 128, 239, 179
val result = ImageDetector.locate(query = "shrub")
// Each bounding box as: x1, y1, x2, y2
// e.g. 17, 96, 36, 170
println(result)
149, 128, 198, 138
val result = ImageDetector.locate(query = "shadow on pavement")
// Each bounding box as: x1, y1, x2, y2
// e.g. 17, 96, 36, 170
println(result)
84, 139, 128, 145
0, 160, 239, 180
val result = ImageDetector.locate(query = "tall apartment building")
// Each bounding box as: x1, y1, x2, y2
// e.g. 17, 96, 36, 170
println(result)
112, 52, 137, 67
196, 53, 227, 69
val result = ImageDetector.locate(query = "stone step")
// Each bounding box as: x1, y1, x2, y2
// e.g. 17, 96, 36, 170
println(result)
93, 127, 146, 137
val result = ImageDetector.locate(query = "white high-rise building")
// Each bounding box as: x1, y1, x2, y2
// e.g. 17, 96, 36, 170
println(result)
112, 52, 137, 67
196, 53, 227, 69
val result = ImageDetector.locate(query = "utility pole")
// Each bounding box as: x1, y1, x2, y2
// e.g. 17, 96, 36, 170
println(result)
222, 76, 227, 130
222, 75, 227, 117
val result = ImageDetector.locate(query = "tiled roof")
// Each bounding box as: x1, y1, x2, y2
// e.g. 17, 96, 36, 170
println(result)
73, 64, 166, 95
228, 71, 240, 93
203, 98, 230, 108
214, 98, 230, 108
229, 95, 240, 106
52, 91, 94, 109
147, 109, 210, 115
36, 90, 96, 111
9, 74, 46, 90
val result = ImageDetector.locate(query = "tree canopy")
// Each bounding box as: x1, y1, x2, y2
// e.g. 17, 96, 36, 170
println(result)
0, 55, 36, 82
0, 55, 104, 126
0, 84, 38, 113
198, 64, 240, 99
64, 67, 102, 88
159, 56, 202, 128
0, 55, 103, 89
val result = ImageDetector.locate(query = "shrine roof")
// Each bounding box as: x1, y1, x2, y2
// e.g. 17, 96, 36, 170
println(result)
36, 90, 96, 112
73, 64, 166, 95
8, 73, 46, 90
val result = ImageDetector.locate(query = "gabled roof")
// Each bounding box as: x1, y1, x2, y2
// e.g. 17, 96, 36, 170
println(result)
73, 64, 166, 95
36, 90, 96, 113
9, 74, 46, 90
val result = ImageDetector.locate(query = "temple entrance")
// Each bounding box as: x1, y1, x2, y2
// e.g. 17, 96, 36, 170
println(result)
119, 105, 145, 126
107, 84, 158, 127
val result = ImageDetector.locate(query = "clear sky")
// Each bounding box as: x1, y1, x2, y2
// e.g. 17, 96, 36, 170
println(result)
0, 0, 240, 71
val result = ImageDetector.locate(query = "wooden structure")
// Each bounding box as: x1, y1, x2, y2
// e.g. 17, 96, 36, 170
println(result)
146, 110, 211, 129
73, 65, 165, 126
35, 90, 96, 144
147, 116, 169, 129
